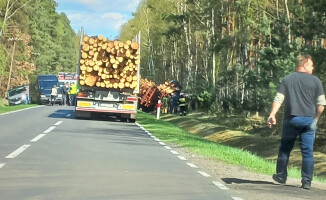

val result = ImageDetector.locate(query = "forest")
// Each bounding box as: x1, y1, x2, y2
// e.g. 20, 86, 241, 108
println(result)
0, 0, 78, 97
120, 0, 326, 122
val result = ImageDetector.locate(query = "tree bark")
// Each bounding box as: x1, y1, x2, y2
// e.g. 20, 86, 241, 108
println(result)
6, 40, 16, 93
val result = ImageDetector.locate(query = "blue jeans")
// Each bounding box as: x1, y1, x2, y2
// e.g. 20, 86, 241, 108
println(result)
276, 116, 316, 184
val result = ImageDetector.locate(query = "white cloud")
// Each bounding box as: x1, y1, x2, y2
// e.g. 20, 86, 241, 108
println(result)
56, 0, 142, 38
77, 0, 101, 6
101, 12, 124, 20
66, 13, 83, 20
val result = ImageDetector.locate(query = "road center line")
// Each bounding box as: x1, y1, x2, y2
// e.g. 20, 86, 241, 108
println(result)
177, 156, 187, 160
0, 163, 5, 169
43, 126, 56, 133
30, 134, 46, 142
212, 181, 229, 190
197, 171, 211, 177
54, 121, 63, 126
186, 163, 198, 168
5, 145, 31, 159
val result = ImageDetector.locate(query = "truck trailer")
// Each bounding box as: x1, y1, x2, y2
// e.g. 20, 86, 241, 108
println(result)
74, 31, 141, 122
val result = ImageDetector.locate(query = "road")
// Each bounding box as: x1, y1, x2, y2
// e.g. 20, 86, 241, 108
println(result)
0, 106, 242, 200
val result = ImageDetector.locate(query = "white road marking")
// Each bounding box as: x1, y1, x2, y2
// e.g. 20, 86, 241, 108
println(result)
150, 135, 156, 138
0, 163, 5, 169
159, 142, 166, 146
164, 146, 172, 150
186, 163, 198, 168
66, 114, 71, 117
197, 171, 211, 177
30, 134, 46, 142
170, 150, 179, 155
5, 145, 31, 159
232, 197, 243, 200
0, 106, 43, 116
213, 181, 229, 190
54, 121, 63, 126
135, 122, 140, 126
178, 156, 187, 160
147, 132, 152, 136
154, 138, 160, 142
43, 126, 56, 133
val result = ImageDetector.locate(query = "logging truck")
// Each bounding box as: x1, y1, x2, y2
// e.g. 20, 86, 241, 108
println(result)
74, 31, 141, 122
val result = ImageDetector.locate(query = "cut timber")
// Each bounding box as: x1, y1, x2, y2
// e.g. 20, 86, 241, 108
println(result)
78, 34, 140, 90
85, 75, 97, 87
131, 42, 139, 50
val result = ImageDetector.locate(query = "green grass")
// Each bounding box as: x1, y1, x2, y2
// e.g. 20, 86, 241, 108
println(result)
0, 103, 39, 114
136, 111, 325, 183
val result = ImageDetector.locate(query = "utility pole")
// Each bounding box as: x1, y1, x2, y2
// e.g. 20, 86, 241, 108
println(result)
6, 37, 22, 94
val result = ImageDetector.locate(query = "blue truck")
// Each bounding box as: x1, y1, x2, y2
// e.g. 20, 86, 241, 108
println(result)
29, 75, 63, 104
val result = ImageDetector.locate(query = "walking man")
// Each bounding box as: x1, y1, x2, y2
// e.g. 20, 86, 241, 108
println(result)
267, 54, 325, 190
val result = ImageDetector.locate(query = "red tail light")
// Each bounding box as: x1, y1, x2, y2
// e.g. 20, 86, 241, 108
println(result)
77, 92, 88, 98
126, 96, 138, 102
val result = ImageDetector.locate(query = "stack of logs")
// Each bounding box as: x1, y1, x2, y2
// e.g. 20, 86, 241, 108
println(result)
139, 78, 160, 109
157, 80, 179, 97
138, 78, 180, 110
79, 35, 140, 90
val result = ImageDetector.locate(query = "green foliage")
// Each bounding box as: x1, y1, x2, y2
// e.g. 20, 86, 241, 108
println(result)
197, 91, 215, 114
25, 0, 77, 74
121, 0, 326, 124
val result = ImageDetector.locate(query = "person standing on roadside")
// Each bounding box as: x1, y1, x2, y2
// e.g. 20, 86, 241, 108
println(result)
50, 85, 58, 106
171, 92, 179, 114
267, 54, 325, 190
61, 83, 68, 105
69, 82, 77, 106
66, 82, 70, 105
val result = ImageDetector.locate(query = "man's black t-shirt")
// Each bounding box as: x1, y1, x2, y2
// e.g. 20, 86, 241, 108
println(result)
278, 72, 324, 118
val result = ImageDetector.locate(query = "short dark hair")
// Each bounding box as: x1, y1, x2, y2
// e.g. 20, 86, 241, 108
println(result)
296, 54, 312, 68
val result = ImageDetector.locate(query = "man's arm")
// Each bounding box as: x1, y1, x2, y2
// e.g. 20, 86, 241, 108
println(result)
267, 102, 282, 128
315, 105, 324, 121
316, 94, 326, 121
267, 92, 284, 128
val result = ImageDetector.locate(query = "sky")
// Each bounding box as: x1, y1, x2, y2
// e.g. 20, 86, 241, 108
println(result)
55, 0, 142, 39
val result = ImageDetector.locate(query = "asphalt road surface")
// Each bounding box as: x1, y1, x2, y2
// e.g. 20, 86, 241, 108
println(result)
0, 106, 242, 200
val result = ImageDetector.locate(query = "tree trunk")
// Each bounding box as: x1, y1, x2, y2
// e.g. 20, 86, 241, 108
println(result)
284, 0, 291, 43
6, 40, 16, 93
212, 7, 216, 91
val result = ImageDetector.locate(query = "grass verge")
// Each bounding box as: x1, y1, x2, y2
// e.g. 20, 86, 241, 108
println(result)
136, 111, 326, 183
0, 104, 39, 114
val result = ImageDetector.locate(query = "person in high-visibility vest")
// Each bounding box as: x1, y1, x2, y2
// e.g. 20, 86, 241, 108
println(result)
69, 82, 77, 106
178, 93, 187, 116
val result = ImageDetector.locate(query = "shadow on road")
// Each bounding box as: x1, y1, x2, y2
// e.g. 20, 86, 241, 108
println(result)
48, 109, 74, 119
222, 178, 274, 185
